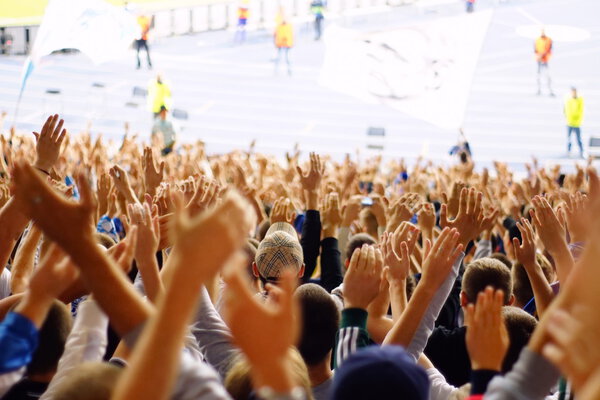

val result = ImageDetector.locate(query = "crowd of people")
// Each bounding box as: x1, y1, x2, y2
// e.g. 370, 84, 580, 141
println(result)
0, 113, 599, 400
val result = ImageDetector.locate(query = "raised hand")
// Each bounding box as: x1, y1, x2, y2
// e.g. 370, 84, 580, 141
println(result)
343, 245, 384, 310
530, 196, 567, 255
186, 175, 219, 218
512, 218, 536, 268
110, 164, 138, 205
270, 197, 296, 226
441, 187, 493, 247
417, 202, 435, 239
341, 196, 362, 227
128, 202, 159, 263
96, 172, 111, 218
465, 287, 509, 371
386, 193, 421, 233
541, 306, 600, 392
223, 257, 300, 392
441, 181, 465, 220
33, 114, 67, 173
321, 192, 342, 237
142, 147, 165, 197
381, 233, 410, 283
420, 227, 463, 289
11, 162, 96, 253
172, 190, 256, 282
563, 191, 589, 243
297, 152, 324, 210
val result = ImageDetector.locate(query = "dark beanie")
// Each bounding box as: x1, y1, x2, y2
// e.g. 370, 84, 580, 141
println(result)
331, 345, 430, 400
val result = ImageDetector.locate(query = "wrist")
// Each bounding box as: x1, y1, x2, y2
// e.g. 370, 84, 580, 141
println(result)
16, 291, 54, 327
33, 160, 52, 173
305, 191, 318, 210
322, 225, 338, 238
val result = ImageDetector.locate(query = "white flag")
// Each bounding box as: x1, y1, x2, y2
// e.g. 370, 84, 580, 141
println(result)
30, 0, 138, 64
319, 11, 493, 130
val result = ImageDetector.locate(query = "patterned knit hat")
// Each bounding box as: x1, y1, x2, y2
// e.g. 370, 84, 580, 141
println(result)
255, 224, 303, 279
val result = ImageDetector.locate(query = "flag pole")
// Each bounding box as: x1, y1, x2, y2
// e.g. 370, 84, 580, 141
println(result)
13, 58, 34, 127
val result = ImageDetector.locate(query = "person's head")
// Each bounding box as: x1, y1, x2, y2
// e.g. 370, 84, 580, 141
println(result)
344, 233, 376, 268
53, 362, 123, 400
225, 348, 313, 400
159, 105, 168, 119
501, 306, 538, 373
490, 252, 512, 271
540, 28, 546, 38
359, 208, 378, 237
156, 73, 163, 84
27, 300, 73, 378
253, 222, 304, 285
331, 346, 429, 400
461, 258, 513, 307
571, 87, 578, 98
295, 284, 340, 367
511, 255, 554, 308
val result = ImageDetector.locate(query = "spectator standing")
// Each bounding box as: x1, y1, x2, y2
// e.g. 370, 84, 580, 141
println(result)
535, 29, 555, 96
151, 106, 178, 155
235, 1, 249, 44
310, 0, 326, 40
148, 74, 172, 119
466, 0, 475, 13
274, 19, 294, 76
135, 14, 153, 70
564, 87, 584, 158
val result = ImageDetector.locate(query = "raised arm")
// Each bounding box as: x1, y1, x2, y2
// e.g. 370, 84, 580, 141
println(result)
297, 152, 325, 282
11, 162, 152, 337
512, 218, 554, 317
112, 191, 254, 400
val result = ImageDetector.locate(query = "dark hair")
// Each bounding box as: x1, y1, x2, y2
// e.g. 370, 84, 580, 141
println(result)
345, 233, 376, 263
257, 220, 271, 242
502, 306, 537, 373
490, 253, 512, 270
295, 283, 340, 366
462, 258, 512, 305
459, 151, 468, 164
27, 300, 73, 375
243, 240, 258, 282
511, 255, 554, 307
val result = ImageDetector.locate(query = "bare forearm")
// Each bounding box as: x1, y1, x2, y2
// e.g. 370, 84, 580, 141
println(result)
389, 280, 407, 323
69, 242, 152, 336
10, 228, 43, 294
0, 199, 30, 269
524, 262, 554, 317
549, 244, 575, 284
136, 256, 164, 303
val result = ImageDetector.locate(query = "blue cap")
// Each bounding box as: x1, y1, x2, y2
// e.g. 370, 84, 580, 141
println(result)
331, 346, 429, 400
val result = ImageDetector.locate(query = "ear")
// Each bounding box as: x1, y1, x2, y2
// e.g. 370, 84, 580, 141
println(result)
298, 264, 305, 278
508, 293, 515, 306
460, 291, 468, 308
252, 262, 260, 278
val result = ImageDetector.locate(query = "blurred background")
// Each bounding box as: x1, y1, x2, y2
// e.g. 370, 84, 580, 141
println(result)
0, 0, 597, 171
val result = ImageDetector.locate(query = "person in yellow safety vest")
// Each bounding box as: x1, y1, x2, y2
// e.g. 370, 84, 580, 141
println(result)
136, 15, 152, 69
274, 20, 294, 76
148, 74, 172, 118
564, 87, 584, 158
534, 29, 554, 96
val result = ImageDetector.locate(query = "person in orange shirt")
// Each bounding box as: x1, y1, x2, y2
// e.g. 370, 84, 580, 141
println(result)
274, 19, 294, 76
235, 3, 249, 44
534, 29, 554, 96
136, 15, 153, 70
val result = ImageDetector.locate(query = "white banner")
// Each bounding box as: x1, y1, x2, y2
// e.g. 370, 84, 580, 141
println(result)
30, 0, 138, 64
319, 10, 493, 130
